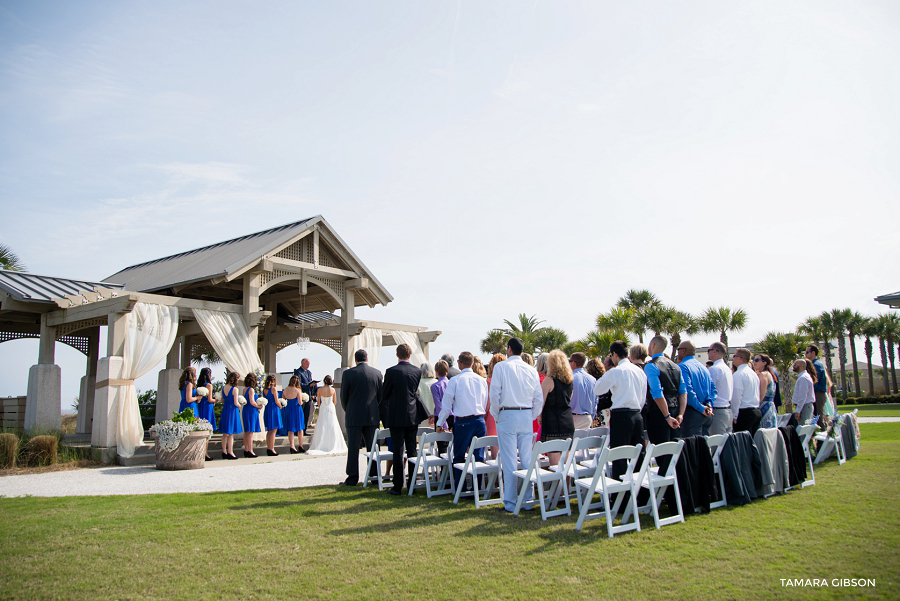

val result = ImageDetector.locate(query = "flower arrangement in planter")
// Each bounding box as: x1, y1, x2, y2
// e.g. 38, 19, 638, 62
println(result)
149, 408, 213, 470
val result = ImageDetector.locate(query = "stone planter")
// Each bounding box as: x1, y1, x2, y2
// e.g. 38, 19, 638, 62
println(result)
151, 431, 211, 470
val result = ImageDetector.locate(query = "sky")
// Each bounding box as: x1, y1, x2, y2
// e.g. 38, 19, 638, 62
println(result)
1, 1, 899, 409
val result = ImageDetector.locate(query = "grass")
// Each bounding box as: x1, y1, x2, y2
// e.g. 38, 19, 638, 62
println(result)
0, 425, 898, 601
837, 403, 900, 418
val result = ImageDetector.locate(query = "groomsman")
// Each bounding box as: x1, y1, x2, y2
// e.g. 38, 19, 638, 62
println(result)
340, 349, 382, 487
568, 352, 597, 430
594, 341, 647, 480
732, 348, 762, 436
644, 336, 685, 445
675, 340, 716, 437
435, 352, 487, 488
707, 342, 735, 435
381, 344, 422, 495
489, 337, 544, 513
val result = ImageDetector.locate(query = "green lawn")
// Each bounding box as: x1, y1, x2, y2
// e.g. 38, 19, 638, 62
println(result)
1, 424, 898, 601
837, 403, 900, 417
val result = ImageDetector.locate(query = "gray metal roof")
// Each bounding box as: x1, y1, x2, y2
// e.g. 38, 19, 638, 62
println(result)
0, 270, 125, 304
875, 291, 900, 307
104, 217, 317, 293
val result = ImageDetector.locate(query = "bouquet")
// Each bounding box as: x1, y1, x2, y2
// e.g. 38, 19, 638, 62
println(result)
257, 397, 268, 410
301, 393, 310, 402
196, 386, 210, 398
237, 395, 247, 407
214, 390, 223, 403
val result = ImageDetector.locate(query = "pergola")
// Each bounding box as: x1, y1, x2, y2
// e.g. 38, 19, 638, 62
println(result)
0, 216, 439, 462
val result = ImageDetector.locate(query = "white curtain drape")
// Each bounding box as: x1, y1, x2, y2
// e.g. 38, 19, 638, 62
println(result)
349, 327, 382, 368
192, 308, 266, 439
117, 303, 179, 458
390, 330, 427, 368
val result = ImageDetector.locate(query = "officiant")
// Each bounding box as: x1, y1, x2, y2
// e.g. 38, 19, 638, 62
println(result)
294, 358, 317, 432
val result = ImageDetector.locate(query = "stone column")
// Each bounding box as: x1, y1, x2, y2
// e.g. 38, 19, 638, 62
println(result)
262, 305, 277, 373
25, 314, 61, 432
340, 289, 355, 368
76, 327, 100, 434
156, 339, 182, 423
333, 367, 347, 438
417, 333, 431, 363
91, 311, 127, 463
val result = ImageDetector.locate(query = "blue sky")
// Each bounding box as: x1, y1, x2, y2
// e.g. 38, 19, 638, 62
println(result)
1, 1, 899, 406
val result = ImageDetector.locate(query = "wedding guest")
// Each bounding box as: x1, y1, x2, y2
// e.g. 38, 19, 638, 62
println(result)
568, 352, 597, 431
196, 367, 216, 461
441, 353, 461, 378
594, 341, 647, 480
218, 371, 242, 460
178, 366, 201, 417
472, 356, 487, 378
585, 358, 605, 380
241, 373, 261, 458
381, 344, 422, 495
732, 348, 762, 436
490, 338, 543, 513
283, 375, 306, 453
540, 350, 574, 467
521, 353, 535, 367
533, 353, 549, 439
430, 360, 451, 455
753, 353, 778, 429
586, 358, 609, 427
792, 358, 818, 424
675, 340, 716, 437
340, 349, 383, 486
262, 374, 283, 457
418, 362, 437, 417
437, 352, 488, 488
644, 336, 685, 446
485, 353, 506, 459
707, 342, 735, 435
805, 345, 828, 426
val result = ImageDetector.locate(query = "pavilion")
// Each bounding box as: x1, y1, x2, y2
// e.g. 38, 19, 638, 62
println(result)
0, 216, 439, 462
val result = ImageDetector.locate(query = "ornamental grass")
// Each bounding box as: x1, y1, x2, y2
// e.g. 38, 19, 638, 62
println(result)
0, 432, 17, 468
21, 434, 57, 467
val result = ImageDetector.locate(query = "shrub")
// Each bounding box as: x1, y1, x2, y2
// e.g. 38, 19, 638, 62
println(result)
0, 433, 18, 469
837, 393, 900, 405
21, 435, 58, 467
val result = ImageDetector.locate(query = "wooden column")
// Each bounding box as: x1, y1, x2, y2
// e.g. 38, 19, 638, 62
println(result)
243, 272, 261, 349
180, 336, 191, 368
38, 313, 57, 364
263, 302, 277, 373
166, 337, 180, 369
76, 327, 100, 434
340, 288, 355, 368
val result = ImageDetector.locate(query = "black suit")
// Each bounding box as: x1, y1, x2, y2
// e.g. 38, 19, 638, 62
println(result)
340, 362, 383, 485
381, 361, 422, 492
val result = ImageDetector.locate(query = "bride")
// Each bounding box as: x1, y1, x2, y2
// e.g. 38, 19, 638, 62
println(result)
307, 375, 348, 455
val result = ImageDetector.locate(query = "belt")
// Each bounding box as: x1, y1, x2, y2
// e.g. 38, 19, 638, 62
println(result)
573, 413, 590, 416
499, 406, 530, 411
714, 405, 731, 409
610, 408, 639, 413
455, 414, 484, 420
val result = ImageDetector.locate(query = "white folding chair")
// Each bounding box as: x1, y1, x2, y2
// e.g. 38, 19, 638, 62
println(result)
589, 427, 609, 439
573, 443, 643, 536
777, 413, 792, 427
549, 435, 606, 508
797, 424, 816, 487
513, 438, 572, 519
706, 434, 728, 509
625, 440, 685, 530
362, 429, 394, 490
814, 415, 846, 465
408, 432, 455, 497
453, 435, 504, 507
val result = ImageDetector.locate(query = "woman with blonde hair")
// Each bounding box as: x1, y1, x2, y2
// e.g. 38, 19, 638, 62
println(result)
485, 353, 506, 460
539, 349, 574, 466
283, 374, 306, 453
472, 356, 487, 378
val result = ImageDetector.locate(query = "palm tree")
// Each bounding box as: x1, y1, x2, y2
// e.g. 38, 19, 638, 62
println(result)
533, 327, 569, 354
571, 329, 630, 359
480, 329, 507, 355
699, 306, 748, 348
798, 316, 825, 351
754, 331, 807, 412
191, 349, 222, 365
639, 304, 675, 339
884, 313, 900, 393
862, 316, 879, 396
845, 311, 866, 396
817, 311, 838, 387
827, 308, 852, 401
876, 316, 892, 395
0, 243, 26, 272
615, 289, 660, 343
665, 310, 698, 360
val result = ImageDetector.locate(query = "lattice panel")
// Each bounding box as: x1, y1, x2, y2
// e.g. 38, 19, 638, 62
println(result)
0, 331, 89, 355
275, 236, 311, 263
190, 342, 215, 359
259, 268, 295, 288
56, 317, 106, 337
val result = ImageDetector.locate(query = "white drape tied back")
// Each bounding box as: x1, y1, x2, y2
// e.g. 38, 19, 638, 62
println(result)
349, 327, 382, 368
117, 303, 179, 458
390, 330, 427, 367
192, 309, 265, 437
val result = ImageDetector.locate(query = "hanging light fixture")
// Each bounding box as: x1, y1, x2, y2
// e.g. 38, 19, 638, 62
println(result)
296, 287, 310, 350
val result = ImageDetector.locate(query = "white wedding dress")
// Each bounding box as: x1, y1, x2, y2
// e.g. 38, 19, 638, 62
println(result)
307, 395, 347, 455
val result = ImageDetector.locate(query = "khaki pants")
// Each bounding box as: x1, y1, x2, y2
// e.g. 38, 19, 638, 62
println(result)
573, 414, 593, 431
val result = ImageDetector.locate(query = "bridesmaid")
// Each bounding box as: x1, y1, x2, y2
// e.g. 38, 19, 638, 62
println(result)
196, 367, 217, 461
178, 367, 200, 417
219, 371, 242, 460
263, 374, 283, 456
283, 375, 306, 454
241, 372, 261, 458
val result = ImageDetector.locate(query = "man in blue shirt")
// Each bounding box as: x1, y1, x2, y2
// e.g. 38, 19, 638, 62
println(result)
805, 345, 828, 429
568, 352, 597, 430
293, 358, 317, 432
675, 340, 717, 437
644, 336, 686, 445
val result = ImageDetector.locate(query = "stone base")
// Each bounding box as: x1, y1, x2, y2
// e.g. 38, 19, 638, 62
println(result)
152, 431, 211, 470
76, 375, 96, 434
155, 368, 182, 424
92, 446, 117, 464
25, 364, 61, 432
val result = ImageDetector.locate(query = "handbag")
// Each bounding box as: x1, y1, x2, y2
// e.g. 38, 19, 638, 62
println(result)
414, 392, 430, 424
596, 392, 613, 411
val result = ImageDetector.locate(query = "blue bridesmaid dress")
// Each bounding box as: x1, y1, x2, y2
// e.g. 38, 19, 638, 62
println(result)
242, 389, 262, 433
276, 390, 288, 436
263, 389, 283, 431
284, 394, 305, 433
178, 387, 199, 417
219, 387, 243, 435
197, 394, 216, 430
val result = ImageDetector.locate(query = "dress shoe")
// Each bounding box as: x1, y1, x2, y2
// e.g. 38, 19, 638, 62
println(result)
227, 453, 238, 460
266, 449, 278, 456
243, 450, 258, 458
205, 455, 213, 461
297, 447, 307, 454
386, 488, 402, 496
221, 452, 228, 460
289, 448, 299, 454
339, 481, 358, 487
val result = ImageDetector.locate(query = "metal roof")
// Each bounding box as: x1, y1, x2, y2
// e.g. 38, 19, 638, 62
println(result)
875, 291, 900, 308
104, 217, 317, 293
0, 270, 124, 304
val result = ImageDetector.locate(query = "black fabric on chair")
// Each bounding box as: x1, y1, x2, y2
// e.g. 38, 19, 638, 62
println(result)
668, 436, 715, 514
778, 425, 806, 486
720, 431, 762, 506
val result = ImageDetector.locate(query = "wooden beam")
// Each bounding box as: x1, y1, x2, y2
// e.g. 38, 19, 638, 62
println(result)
260, 288, 330, 304
269, 322, 363, 345
346, 278, 369, 290
357, 320, 428, 333
47, 295, 137, 327
0, 294, 54, 315
269, 256, 358, 279
313, 227, 320, 267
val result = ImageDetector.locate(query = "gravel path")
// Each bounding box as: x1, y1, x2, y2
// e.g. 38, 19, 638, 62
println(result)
0, 451, 363, 498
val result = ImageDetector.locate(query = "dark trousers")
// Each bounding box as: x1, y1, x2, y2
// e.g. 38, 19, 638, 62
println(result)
452, 416, 486, 489
735, 407, 762, 437
345, 425, 377, 485
302, 400, 312, 431
609, 409, 645, 481
390, 426, 418, 492
681, 406, 712, 438
437, 415, 455, 456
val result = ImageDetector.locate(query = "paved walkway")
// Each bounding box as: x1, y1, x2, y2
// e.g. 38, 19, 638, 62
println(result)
0, 451, 364, 498
855, 417, 900, 423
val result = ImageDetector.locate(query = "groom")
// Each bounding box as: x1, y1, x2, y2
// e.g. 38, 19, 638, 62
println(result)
340, 349, 383, 486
